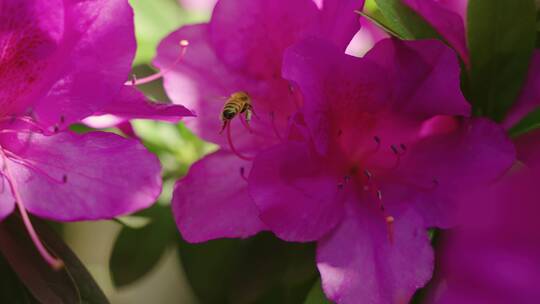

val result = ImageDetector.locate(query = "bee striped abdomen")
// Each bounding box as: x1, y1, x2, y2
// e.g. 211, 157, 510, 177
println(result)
222, 101, 242, 120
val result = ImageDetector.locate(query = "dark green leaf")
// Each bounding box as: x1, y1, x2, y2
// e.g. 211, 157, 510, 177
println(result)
178, 233, 318, 304
467, 0, 536, 121
0, 214, 109, 304
374, 0, 441, 40
0, 254, 38, 304
109, 205, 176, 287
355, 10, 404, 39
304, 280, 332, 304
509, 107, 540, 137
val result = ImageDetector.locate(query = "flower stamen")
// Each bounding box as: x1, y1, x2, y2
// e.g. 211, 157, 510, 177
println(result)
0, 148, 64, 270
225, 122, 254, 161
360, 170, 395, 244
125, 40, 189, 86
269, 112, 284, 141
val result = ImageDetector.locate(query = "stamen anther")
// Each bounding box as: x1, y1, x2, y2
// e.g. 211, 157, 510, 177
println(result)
364, 169, 372, 181
239, 167, 248, 182
385, 216, 395, 244
179, 39, 189, 47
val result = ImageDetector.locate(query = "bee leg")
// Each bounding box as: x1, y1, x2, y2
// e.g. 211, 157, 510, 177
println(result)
239, 112, 254, 133
219, 120, 228, 134
245, 109, 252, 124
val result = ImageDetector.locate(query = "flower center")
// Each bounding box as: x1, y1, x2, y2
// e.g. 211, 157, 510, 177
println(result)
221, 84, 301, 163
338, 134, 438, 243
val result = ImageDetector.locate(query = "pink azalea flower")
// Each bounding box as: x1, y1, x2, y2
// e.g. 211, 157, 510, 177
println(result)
248, 37, 515, 303
429, 130, 540, 304
155, 0, 364, 242
0, 0, 190, 269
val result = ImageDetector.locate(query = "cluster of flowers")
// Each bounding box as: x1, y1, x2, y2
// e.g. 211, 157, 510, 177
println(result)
156, 0, 540, 303
2, 0, 539, 303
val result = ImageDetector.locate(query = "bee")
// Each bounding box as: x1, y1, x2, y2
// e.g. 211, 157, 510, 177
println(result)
220, 91, 253, 133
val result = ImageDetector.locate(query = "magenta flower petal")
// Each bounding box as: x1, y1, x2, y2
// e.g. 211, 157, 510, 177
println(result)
249, 142, 345, 242
172, 151, 266, 243
433, 164, 540, 304
312, 0, 364, 50
0, 131, 161, 221
209, 0, 319, 79
96, 86, 194, 122
402, 0, 468, 63
0, 192, 15, 221
282, 38, 390, 155
504, 51, 540, 129
29, 0, 136, 128
0, 0, 63, 117
364, 39, 470, 119
394, 118, 515, 228
317, 206, 433, 304
154, 24, 237, 144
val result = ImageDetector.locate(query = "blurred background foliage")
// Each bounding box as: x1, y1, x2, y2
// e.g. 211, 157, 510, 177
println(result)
2, 0, 540, 303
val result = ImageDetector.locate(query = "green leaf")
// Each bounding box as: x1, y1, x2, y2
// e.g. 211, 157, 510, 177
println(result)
374, 0, 441, 40
0, 215, 109, 304
304, 280, 332, 304
355, 10, 404, 39
109, 205, 176, 287
509, 107, 540, 137
467, 0, 536, 121
178, 233, 318, 304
